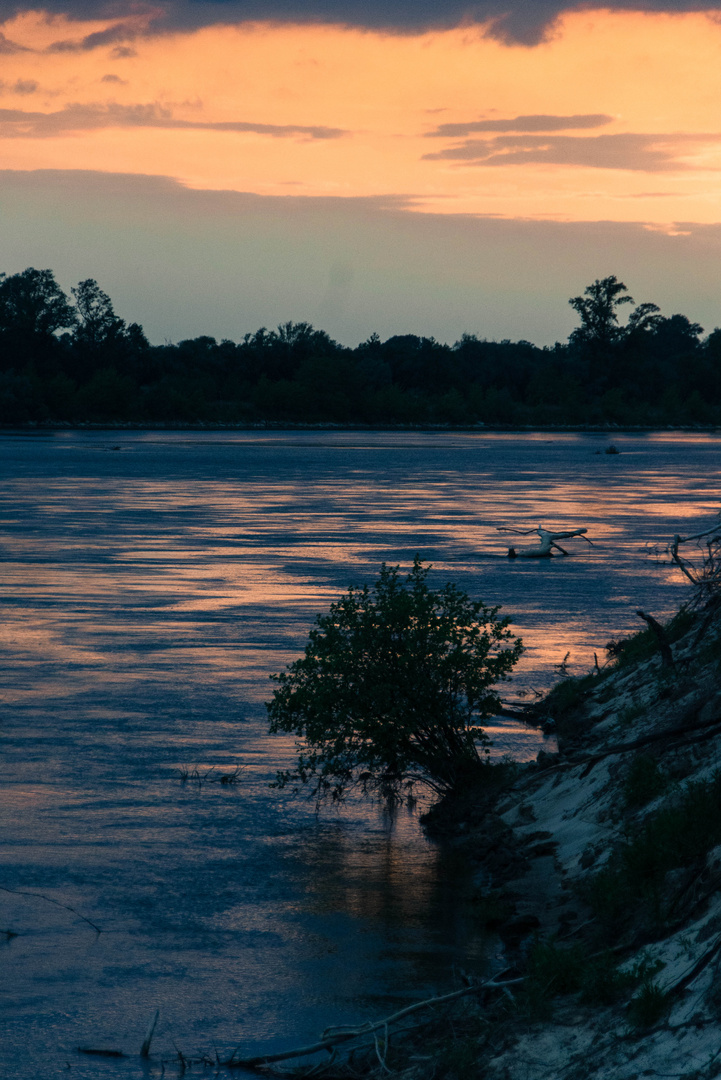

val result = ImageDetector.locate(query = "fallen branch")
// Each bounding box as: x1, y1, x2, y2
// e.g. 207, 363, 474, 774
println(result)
225, 978, 523, 1070
0, 886, 101, 933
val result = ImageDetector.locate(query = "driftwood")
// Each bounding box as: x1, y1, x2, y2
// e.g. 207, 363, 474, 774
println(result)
225, 977, 522, 1070
669, 521, 721, 603
498, 525, 593, 559
0, 885, 101, 933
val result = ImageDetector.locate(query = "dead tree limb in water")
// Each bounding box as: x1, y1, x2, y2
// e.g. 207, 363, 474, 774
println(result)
0, 885, 101, 933
670, 519, 721, 605
224, 977, 523, 1070
499, 525, 593, 559
140, 1009, 159, 1058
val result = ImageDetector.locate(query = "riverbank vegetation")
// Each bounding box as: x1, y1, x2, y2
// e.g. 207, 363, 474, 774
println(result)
1, 269, 720, 427
253, 521, 721, 1080
268, 557, 523, 805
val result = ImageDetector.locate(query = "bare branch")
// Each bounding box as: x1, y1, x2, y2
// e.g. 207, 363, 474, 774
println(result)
225, 977, 523, 1069
668, 517, 721, 604
0, 885, 101, 934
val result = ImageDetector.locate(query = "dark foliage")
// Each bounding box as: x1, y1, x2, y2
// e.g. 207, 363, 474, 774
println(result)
622, 754, 670, 810
267, 557, 523, 804
585, 771, 721, 932
0, 266, 719, 426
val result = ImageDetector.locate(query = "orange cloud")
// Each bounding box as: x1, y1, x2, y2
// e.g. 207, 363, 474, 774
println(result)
0, 102, 346, 138
423, 133, 721, 172
1, 9, 721, 225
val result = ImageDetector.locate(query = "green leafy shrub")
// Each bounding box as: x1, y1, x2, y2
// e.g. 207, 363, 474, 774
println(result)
606, 608, 695, 670
470, 892, 515, 928
519, 941, 623, 1019
542, 672, 600, 716
623, 755, 670, 809
616, 701, 646, 730
579, 951, 638, 1006
586, 771, 721, 929
267, 557, 523, 805
526, 940, 586, 996
627, 981, 669, 1028
434, 1036, 486, 1079
519, 941, 661, 1021
606, 628, 657, 668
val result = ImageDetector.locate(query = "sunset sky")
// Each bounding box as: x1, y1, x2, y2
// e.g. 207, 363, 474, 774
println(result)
3, 1, 721, 345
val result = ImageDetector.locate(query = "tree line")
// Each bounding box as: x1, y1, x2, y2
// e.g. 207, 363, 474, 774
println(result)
0, 268, 719, 426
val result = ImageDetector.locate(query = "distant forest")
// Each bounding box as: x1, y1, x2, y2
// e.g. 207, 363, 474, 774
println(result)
1, 268, 719, 426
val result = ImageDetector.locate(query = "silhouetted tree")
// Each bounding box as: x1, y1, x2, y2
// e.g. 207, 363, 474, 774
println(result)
651, 314, 704, 360
625, 301, 664, 339
0, 262, 718, 426
0, 268, 75, 370
568, 275, 634, 353
72, 279, 126, 348
68, 278, 150, 392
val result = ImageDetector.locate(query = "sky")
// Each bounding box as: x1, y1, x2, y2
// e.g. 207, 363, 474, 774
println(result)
2, 1, 721, 346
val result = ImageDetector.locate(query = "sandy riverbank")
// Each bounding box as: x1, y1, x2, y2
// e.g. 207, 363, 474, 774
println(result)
265, 596, 721, 1080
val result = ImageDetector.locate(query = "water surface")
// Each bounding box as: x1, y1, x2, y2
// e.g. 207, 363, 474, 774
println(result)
1, 429, 719, 1078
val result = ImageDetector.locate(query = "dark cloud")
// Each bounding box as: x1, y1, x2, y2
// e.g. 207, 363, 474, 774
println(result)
0, 77, 38, 93
0, 101, 347, 139
100, 74, 128, 83
47, 21, 139, 51
0, 2, 719, 47
0, 29, 29, 52
423, 132, 721, 171
428, 114, 614, 137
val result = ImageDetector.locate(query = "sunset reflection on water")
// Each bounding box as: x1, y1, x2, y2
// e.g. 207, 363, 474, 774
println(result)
1, 429, 719, 1075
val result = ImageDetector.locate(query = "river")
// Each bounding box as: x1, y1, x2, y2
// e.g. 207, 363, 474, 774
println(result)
1, 429, 719, 1078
